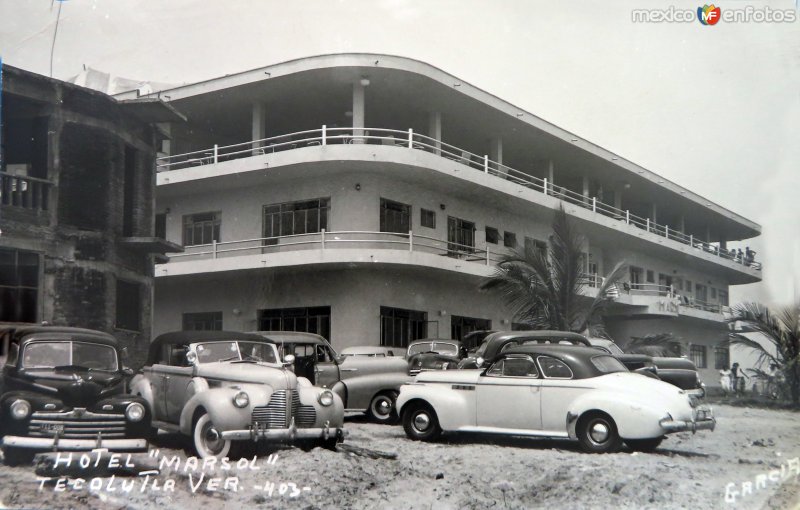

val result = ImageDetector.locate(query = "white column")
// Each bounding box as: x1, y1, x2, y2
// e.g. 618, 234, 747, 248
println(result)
251, 102, 266, 154
490, 138, 504, 178
582, 176, 590, 204
428, 111, 442, 155
679, 215, 686, 233
352, 81, 366, 143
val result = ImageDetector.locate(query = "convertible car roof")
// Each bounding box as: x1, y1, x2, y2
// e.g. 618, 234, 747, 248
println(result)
152, 331, 271, 345
7, 326, 119, 347
485, 330, 590, 344
501, 344, 621, 379
250, 331, 328, 344
147, 331, 274, 365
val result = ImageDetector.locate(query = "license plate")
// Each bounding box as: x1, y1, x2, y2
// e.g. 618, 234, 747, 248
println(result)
40, 423, 64, 433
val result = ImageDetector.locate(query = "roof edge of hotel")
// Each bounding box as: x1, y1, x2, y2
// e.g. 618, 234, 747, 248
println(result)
114, 53, 760, 236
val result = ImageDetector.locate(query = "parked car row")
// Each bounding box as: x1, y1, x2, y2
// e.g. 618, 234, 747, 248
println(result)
0, 325, 714, 463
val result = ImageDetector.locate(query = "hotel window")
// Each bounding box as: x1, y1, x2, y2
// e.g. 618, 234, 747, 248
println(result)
0, 248, 39, 323
715, 345, 730, 370
646, 270, 655, 284
183, 211, 221, 247
263, 198, 330, 245
258, 306, 331, 341
447, 216, 475, 253
115, 279, 141, 331
719, 290, 729, 306
685, 280, 693, 293
155, 213, 167, 240
380, 306, 427, 348
183, 311, 223, 331
629, 267, 643, 290
695, 283, 708, 303
710, 288, 717, 300
689, 345, 707, 369
524, 237, 547, 258
503, 231, 517, 248
379, 198, 410, 234
420, 208, 436, 229
485, 227, 499, 244
451, 315, 491, 343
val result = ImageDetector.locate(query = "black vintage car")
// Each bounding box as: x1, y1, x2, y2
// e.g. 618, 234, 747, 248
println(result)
406, 339, 467, 375
0, 327, 150, 465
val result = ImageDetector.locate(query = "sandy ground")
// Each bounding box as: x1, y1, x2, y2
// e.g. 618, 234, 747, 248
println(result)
0, 404, 798, 510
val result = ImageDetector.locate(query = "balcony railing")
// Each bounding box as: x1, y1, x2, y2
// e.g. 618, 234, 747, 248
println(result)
621, 283, 731, 314
167, 229, 506, 266
0, 172, 51, 212
156, 126, 762, 272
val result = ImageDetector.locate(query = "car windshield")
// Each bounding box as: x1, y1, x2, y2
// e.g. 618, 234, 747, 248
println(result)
194, 341, 279, 364
22, 341, 118, 371
591, 355, 628, 374
407, 342, 459, 357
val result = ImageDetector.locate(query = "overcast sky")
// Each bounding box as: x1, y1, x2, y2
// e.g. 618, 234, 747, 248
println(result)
1, 0, 798, 306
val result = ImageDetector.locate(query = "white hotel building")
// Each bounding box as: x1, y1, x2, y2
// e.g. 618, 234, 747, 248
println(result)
117, 54, 762, 385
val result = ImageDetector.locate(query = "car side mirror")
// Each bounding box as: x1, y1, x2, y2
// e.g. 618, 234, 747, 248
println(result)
186, 351, 198, 366
283, 354, 296, 366
476, 357, 485, 368
122, 367, 135, 377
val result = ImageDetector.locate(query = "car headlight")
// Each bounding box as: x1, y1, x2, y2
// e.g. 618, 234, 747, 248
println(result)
125, 402, 145, 422
10, 399, 31, 420
442, 362, 449, 370
318, 390, 334, 407
233, 391, 250, 408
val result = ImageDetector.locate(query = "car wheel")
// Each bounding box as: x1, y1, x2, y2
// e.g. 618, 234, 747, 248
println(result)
577, 412, 622, 453
2, 447, 35, 466
402, 402, 441, 441
193, 412, 232, 459
367, 391, 399, 424
625, 437, 664, 452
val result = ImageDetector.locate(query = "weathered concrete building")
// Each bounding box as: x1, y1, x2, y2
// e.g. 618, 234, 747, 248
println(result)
0, 64, 182, 365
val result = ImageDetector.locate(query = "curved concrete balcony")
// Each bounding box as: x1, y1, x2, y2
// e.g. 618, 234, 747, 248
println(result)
156, 230, 500, 279
156, 127, 762, 281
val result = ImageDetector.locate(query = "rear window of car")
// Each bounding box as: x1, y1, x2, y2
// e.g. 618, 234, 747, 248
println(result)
590, 355, 628, 374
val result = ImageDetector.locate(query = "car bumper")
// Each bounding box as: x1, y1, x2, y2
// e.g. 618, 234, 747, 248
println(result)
1, 436, 148, 451
659, 407, 716, 433
220, 421, 346, 442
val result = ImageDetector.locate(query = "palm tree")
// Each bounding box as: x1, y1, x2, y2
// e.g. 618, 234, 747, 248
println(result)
480, 205, 627, 337
726, 301, 800, 404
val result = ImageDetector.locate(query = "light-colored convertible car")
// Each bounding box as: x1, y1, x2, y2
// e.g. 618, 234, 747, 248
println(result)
130, 331, 345, 458
397, 344, 715, 453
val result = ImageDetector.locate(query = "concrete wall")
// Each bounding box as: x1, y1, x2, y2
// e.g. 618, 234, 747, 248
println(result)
154, 266, 509, 349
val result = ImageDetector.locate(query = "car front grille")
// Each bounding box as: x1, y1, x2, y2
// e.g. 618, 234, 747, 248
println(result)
27, 410, 127, 439
252, 390, 316, 429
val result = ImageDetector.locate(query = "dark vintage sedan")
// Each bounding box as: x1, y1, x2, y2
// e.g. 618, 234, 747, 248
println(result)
0, 327, 150, 465
406, 339, 467, 375
460, 331, 704, 396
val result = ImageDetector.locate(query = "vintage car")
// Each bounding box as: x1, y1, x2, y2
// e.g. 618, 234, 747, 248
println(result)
340, 346, 400, 358
406, 339, 467, 375
0, 326, 150, 465
397, 344, 715, 453
252, 332, 412, 423
129, 331, 345, 458
460, 331, 704, 396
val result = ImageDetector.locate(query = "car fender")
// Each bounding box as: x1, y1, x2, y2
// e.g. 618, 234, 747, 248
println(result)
566, 391, 669, 440
396, 384, 475, 431
296, 386, 345, 427
129, 374, 154, 411
339, 372, 414, 411
178, 386, 264, 436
